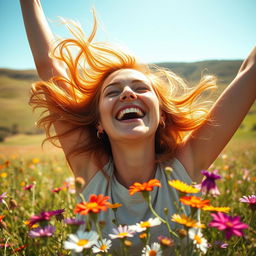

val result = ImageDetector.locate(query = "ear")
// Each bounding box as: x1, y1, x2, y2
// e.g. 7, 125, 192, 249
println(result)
160, 110, 166, 122
97, 122, 104, 133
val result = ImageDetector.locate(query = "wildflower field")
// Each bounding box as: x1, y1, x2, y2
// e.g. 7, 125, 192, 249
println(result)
0, 135, 255, 255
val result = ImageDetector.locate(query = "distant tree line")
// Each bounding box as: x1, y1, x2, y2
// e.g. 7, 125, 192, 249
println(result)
0, 124, 43, 142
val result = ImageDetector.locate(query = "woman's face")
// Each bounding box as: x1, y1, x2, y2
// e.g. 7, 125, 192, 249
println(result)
98, 69, 161, 142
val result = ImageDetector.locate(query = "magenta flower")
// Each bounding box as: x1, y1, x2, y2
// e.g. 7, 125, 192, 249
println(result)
64, 218, 85, 225
23, 184, 34, 191
29, 225, 55, 238
29, 209, 65, 226
239, 195, 256, 210
200, 170, 221, 196
0, 192, 7, 203
209, 212, 248, 239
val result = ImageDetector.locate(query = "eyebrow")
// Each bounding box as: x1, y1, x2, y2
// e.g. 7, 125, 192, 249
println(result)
103, 79, 149, 92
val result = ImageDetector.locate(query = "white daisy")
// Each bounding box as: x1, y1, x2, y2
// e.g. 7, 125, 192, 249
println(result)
129, 217, 161, 233
188, 228, 208, 254
109, 225, 134, 239
92, 238, 112, 253
142, 242, 162, 256
64, 230, 98, 253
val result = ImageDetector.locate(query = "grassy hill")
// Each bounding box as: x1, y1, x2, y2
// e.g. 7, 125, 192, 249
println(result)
156, 60, 242, 85
0, 60, 253, 139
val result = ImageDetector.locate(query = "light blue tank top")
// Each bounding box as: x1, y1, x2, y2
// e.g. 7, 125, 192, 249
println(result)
77, 158, 195, 255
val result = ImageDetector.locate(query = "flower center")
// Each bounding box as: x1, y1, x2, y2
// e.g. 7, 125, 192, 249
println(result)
100, 244, 107, 251
118, 232, 128, 237
86, 202, 99, 209
77, 239, 89, 246
149, 250, 157, 256
194, 235, 202, 244
226, 222, 233, 228
140, 221, 151, 228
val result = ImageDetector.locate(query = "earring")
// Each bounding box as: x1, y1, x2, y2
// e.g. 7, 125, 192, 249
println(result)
160, 119, 166, 129
97, 130, 102, 139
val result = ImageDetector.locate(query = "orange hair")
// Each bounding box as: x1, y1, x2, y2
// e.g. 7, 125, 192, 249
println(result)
30, 12, 216, 164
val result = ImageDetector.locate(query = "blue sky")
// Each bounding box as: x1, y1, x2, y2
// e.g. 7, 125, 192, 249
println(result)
1, 0, 255, 70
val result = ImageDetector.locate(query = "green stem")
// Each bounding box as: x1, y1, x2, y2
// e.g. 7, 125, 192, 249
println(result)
147, 194, 178, 238
95, 221, 103, 241
31, 182, 36, 215
249, 210, 255, 226
121, 239, 128, 256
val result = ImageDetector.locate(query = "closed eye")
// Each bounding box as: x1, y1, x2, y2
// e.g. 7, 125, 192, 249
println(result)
106, 90, 120, 97
135, 87, 149, 93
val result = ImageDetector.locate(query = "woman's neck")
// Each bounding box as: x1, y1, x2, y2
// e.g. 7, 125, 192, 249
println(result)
110, 137, 156, 188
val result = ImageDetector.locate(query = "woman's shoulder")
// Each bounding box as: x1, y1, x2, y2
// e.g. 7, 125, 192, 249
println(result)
78, 157, 114, 199
160, 157, 193, 184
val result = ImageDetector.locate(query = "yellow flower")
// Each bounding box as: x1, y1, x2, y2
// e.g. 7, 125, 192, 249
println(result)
32, 158, 40, 164
202, 205, 230, 213
171, 214, 205, 228
20, 181, 26, 187
168, 180, 200, 194
0, 172, 7, 178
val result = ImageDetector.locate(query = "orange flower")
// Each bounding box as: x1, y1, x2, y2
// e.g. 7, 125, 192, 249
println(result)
13, 244, 28, 252
52, 187, 62, 193
171, 214, 205, 228
106, 203, 122, 209
180, 196, 210, 209
74, 194, 110, 215
129, 179, 161, 195
0, 215, 5, 222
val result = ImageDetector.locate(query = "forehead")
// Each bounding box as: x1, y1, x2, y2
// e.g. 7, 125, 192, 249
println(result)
102, 69, 150, 89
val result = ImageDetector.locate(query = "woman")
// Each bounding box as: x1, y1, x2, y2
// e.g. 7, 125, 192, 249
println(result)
20, 0, 256, 254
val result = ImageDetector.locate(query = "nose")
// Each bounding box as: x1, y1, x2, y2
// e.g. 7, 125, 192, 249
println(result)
120, 86, 137, 102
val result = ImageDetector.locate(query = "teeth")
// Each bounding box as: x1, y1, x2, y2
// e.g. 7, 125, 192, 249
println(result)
117, 107, 144, 120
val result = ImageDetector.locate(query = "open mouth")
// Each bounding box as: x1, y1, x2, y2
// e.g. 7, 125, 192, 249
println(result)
116, 107, 145, 121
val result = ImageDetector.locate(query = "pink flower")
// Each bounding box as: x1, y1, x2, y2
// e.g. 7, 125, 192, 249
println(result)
29, 225, 55, 237
64, 218, 85, 225
23, 184, 34, 191
209, 212, 248, 239
200, 170, 221, 196
239, 195, 256, 211
0, 192, 7, 203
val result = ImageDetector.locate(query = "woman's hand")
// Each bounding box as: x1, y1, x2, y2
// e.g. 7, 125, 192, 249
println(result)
20, 0, 65, 80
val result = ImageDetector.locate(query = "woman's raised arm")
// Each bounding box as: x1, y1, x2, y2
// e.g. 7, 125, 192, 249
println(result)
20, 0, 104, 183
20, 0, 65, 80
177, 47, 256, 182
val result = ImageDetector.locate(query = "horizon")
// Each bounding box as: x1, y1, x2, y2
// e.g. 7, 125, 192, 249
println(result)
0, 59, 244, 71
1, 0, 255, 69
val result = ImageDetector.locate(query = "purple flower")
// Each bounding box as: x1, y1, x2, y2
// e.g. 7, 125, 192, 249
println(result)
239, 195, 256, 210
29, 209, 65, 226
208, 241, 228, 249
214, 241, 228, 248
0, 192, 7, 203
209, 212, 248, 239
200, 170, 221, 196
29, 225, 55, 238
64, 218, 85, 225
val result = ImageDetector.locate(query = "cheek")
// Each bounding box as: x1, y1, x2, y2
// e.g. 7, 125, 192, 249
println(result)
98, 98, 113, 123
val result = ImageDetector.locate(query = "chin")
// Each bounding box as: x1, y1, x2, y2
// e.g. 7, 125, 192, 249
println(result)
113, 126, 156, 141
